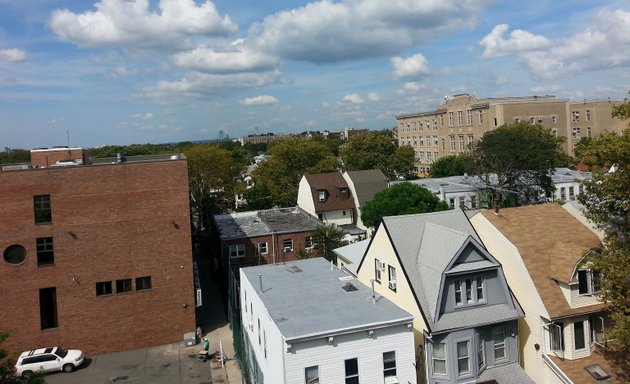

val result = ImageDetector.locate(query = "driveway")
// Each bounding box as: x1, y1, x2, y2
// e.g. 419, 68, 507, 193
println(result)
44, 340, 213, 384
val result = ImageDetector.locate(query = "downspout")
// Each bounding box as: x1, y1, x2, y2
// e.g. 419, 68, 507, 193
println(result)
272, 232, 276, 264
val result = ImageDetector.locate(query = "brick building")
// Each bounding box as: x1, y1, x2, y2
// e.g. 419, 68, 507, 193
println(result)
0, 149, 195, 356
396, 94, 628, 175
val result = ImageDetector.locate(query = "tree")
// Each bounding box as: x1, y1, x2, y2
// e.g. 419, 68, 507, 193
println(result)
469, 121, 564, 212
340, 131, 414, 179
185, 144, 245, 231
240, 184, 274, 211
360, 183, 450, 228
577, 128, 630, 357
0, 331, 45, 384
313, 224, 345, 263
252, 138, 338, 207
429, 154, 474, 177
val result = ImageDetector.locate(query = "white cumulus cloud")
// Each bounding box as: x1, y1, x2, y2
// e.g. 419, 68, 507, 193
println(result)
172, 44, 279, 74
49, 0, 238, 50
251, 0, 493, 63
391, 53, 430, 80
367, 92, 381, 102
0, 48, 27, 62
342, 93, 364, 104
239, 95, 278, 106
479, 24, 552, 58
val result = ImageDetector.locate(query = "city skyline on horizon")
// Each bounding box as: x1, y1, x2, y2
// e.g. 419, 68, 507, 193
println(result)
1, 0, 629, 149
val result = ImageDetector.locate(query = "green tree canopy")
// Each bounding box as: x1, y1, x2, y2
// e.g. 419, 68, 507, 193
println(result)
0, 148, 30, 165
360, 182, 450, 228
185, 144, 245, 230
429, 154, 474, 177
252, 137, 338, 207
313, 224, 345, 263
577, 128, 630, 357
340, 131, 414, 179
469, 121, 564, 212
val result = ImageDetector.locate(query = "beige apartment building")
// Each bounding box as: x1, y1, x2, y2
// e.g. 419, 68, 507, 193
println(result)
396, 94, 627, 175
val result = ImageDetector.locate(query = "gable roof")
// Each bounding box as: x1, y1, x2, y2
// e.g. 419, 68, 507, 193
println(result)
480, 204, 605, 319
381, 209, 521, 332
304, 172, 355, 212
241, 258, 413, 342
344, 169, 388, 206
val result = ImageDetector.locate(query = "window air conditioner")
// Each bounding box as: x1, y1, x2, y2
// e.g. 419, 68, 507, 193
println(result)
389, 280, 397, 290
284, 247, 292, 252
384, 377, 399, 384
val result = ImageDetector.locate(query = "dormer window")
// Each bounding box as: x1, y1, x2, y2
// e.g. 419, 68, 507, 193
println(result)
578, 269, 600, 295
454, 277, 485, 306
318, 190, 326, 202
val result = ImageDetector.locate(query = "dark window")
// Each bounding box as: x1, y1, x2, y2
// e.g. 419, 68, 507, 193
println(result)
3, 244, 27, 264
578, 270, 590, 294
34, 195, 52, 224
36, 237, 54, 266
96, 281, 112, 296
136, 276, 152, 291
305, 365, 319, 384
345, 358, 359, 384
383, 351, 396, 377
574, 321, 586, 350
39, 287, 58, 330
116, 278, 132, 293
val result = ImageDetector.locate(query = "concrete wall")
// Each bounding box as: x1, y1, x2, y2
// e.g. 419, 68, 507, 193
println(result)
0, 159, 195, 356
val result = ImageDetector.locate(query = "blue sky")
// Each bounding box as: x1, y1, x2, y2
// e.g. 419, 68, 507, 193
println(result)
1, 0, 629, 149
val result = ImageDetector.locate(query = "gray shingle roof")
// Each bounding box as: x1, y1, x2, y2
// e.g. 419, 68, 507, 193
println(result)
381, 209, 521, 332
334, 239, 370, 276
241, 258, 413, 341
478, 362, 535, 384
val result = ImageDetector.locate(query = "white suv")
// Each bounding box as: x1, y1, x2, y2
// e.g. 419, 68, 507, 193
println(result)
15, 346, 84, 376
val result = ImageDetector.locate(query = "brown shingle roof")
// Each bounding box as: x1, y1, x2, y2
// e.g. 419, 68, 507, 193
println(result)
481, 204, 605, 319
344, 169, 388, 206
304, 172, 355, 212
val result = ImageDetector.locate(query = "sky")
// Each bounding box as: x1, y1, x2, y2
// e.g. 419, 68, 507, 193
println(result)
1, 0, 629, 149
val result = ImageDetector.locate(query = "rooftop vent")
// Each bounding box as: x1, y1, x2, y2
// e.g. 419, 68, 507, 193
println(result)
287, 266, 302, 273
342, 282, 358, 292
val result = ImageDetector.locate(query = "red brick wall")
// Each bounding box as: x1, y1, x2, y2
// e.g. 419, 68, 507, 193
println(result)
224, 231, 317, 269
0, 159, 195, 357
30, 148, 88, 168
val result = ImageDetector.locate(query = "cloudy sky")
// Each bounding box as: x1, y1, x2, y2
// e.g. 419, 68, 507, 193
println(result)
1, 0, 629, 149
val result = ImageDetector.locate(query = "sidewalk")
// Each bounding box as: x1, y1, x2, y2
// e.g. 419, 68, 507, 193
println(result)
203, 324, 243, 384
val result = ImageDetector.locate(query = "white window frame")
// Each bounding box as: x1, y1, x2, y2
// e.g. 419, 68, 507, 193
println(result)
229, 244, 245, 259
304, 236, 314, 251
283, 239, 293, 252
493, 327, 507, 361
578, 269, 599, 295
476, 333, 485, 370
318, 190, 326, 202
258, 242, 268, 255
374, 259, 383, 283
574, 320, 587, 351
383, 351, 397, 378
344, 358, 359, 384
432, 342, 447, 376
305, 365, 319, 384
456, 340, 471, 376
388, 265, 397, 291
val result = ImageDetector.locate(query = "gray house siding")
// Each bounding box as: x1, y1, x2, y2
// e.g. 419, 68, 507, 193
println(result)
440, 270, 509, 314
427, 320, 519, 384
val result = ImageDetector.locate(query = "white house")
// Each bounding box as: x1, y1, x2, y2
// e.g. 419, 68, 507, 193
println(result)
470, 204, 621, 383
240, 258, 416, 384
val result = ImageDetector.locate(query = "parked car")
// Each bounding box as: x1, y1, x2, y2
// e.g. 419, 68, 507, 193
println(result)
14, 346, 84, 376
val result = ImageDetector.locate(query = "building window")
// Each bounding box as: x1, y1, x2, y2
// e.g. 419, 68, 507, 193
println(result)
476, 333, 485, 370
388, 265, 397, 292
459, 196, 465, 208
586, 110, 591, 122
448, 112, 454, 126
305, 365, 319, 384
578, 269, 600, 295
587, 127, 592, 138
493, 118, 498, 127
478, 110, 483, 124
457, 340, 470, 375
345, 358, 359, 384
457, 111, 463, 126
374, 259, 383, 283
433, 135, 438, 146
449, 198, 456, 209
383, 351, 396, 378
304, 236, 313, 250
34, 195, 52, 224
466, 109, 473, 125
458, 135, 465, 150
550, 322, 564, 352
427, 152, 432, 162
136, 276, 152, 291
116, 278, 132, 294
470, 195, 478, 209
552, 115, 558, 124
560, 187, 566, 200
3, 244, 27, 265
467, 134, 474, 146
283, 239, 293, 252
455, 277, 485, 305
318, 190, 326, 202
432, 342, 447, 375
571, 111, 580, 122
569, 186, 575, 200
96, 281, 113, 296
39, 287, 58, 330
229, 244, 245, 258
493, 327, 506, 360
572, 127, 581, 139
450, 136, 456, 151
36, 237, 54, 266
574, 321, 586, 350
258, 242, 268, 255
514, 117, 521, 123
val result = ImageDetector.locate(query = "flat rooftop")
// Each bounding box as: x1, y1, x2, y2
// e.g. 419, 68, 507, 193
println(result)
214, 207, 322, 240
241, 258, 413, 342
